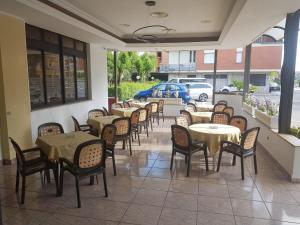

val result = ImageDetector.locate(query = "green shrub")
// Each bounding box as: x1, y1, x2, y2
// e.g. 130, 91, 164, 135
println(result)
108, 81, 158, 101
232, 80, 244, 91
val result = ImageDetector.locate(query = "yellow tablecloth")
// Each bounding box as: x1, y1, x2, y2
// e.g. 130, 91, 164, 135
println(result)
196, 104, 214, 112
189, 124, 240, 156
36, 131, 99, 161
132, 102, 149, 108
87, 115, 119, 136
111, 107, 138, 117
191, 112, 213, 123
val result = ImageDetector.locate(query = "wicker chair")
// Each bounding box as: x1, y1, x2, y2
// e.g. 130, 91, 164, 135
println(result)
72, 116, 98, 136
112, 117, 132, 155
130, 109, 141, 146
229, 116, 247, 133
180, 110, 193, 126
217, 127, 260, 180
145, 103, 153, 131
10, 138, 49, 204
213, 103, 226, 112
102, 107, 110, 116
211, 112, 230, 125
38, 122, 64, 137
59, 139, 107, 208
223, 106, 234, 118
101, 124, 117, 176
217, 100, 228, 106
150, 102, 159, 125
187, 103, 197, 112
175, 116, 189, 128
137, 108, 149, 137
88, 109, 106, 119
170, 125, 209, 176
123, 101, 131, 108
158, 99, 165, 122
113, 103, 123, 108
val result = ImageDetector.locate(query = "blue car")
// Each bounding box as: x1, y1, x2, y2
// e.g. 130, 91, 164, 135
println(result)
134, 83, 191, 103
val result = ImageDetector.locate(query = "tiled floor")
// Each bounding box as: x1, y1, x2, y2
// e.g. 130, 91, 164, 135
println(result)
1, 119, 300, 224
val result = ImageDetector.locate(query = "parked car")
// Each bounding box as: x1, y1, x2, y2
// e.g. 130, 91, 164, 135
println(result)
269, 82, 280, 92
134, 83, 191, 103
186, 83, 213, 102
168, 77, 207, 83
220, 84, 238, 92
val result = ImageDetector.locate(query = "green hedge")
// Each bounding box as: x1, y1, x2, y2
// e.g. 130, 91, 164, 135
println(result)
108, 81, 158, 101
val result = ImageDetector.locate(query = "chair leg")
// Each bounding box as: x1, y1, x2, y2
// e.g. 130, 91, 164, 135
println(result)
241, 156, 245, 180
146, 124, 149, 137
15, 169, 19, 193
122, 140, 125, 149
137, 131, 140, 146
170, 150, 175, 170
45, 169, 51, 183
112, 152, 117, 176
75, 176, 81, 208
162, 112, 165, 122
53, 162, 60, 196
253, 154, 258, 174
157, 114, 159, 125
21, 176, 26, 204
187, 155, 191, 177
129, 137, 132, 156
90, 176, 95, 185
150, 118, 153, 131
216, 150, 223, 172
204, 148, 209, 171
103, 172, 108, 197
185, 155, 188, 164
60, 167, 64, 196
232, 155, 236, 166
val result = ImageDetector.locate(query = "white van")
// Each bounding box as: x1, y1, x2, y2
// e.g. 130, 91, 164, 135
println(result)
168, 77, 207, 83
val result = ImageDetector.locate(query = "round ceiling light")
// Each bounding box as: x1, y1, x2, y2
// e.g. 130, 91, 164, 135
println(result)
145, 1, 156, 6
201, 19, 212, 24
120, 24, 130, 27
151, 12, 168, 18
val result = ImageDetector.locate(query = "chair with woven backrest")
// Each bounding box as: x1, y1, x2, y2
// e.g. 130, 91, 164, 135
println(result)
170, 125, 209, 176
113, 103, 123, 108
10, 137, 49, 204
223, 106, 234, 118
158, 99, 165, 122
211, 112, 230, 125
175, 116, 189, 128
150, 102, 159, 125
38, 122, 64, 137
71, 116, 98, 136
130, 109, 141, 146
145, 103, 153, 131
112, 117, 132, 155
123, 101, 131, 108
59, 139, 107, 208
217, 127, 260, 180
101, 124, 117, 176
102, 107, 110, 116
217, 100, 228, 106
213, 103, 227, 112
180, 110, 193, 126
187, 103, 197, 113
88, 109, 106, 119
229, 116, 247, 133
137, 108, 149, 137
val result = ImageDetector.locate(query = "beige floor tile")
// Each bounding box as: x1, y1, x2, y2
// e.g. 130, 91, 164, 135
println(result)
133, 189, 167, 206
107, 175, 145, 188
169, 180, 198, 194
197, 195, 233, 215
266, 202, 300, 223
148, 168, 173, 179
165, 192, 198, 211
121, 204, 162, 225
231, 199, 271, 219
228, 185, 263, 201
197, 211, 235, 225
141, 177, 171, 191
198, 183, 229, 198
158, 207, 197, 225
260, 189, 297, 204
106, 185, 139, 202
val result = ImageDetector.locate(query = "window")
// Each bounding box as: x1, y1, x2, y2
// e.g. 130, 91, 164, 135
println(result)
189, 51, 196, 63
236, 48, 243, 63
26, 24, 88, 109
250, 74, 266, 86
156, 84, 166, 91
204, 50, 215, 64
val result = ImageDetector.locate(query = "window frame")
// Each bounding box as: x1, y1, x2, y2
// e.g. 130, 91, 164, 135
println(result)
26, 24, 89, 110
236, 48, 243, 64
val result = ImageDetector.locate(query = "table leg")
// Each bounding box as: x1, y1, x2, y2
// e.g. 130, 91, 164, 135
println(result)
52, 161, 61, 196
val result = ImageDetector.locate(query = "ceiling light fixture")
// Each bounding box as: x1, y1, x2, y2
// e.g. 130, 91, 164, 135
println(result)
120, 24, 130, 27
150, 12, 168, 18
201, 19, 212, 24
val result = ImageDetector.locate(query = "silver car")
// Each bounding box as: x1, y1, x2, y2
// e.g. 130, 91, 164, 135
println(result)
186, 83, 213, 102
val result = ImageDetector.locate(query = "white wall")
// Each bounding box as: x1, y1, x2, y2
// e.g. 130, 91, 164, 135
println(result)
30, 43, 108, 142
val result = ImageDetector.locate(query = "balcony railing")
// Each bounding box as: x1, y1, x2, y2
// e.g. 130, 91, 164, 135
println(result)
159, 63, 196, 72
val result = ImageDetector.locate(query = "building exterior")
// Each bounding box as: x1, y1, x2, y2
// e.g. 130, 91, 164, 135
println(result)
158, 41, 283, 93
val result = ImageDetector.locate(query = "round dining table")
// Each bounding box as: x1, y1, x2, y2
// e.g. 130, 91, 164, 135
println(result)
189, 123, 240, 157
190, 112, 213, 123
196, 104, 214, 112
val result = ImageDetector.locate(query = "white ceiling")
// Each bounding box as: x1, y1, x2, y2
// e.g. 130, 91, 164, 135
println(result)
0, 0, 300, 50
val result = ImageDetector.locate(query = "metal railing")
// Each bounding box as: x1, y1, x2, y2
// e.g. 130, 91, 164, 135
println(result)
159, 63, 196, 72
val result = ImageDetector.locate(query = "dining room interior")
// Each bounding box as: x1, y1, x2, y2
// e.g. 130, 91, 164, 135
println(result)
1, 0, 300, 225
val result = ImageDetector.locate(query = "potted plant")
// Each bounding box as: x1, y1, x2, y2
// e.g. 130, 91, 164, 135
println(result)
254, 97, 278, 129
243, 94, 256, 115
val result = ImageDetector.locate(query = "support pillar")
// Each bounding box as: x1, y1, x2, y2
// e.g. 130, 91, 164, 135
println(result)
243, 44, 252, 99
113, 50, 118, 102
212, 50, 218, 104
